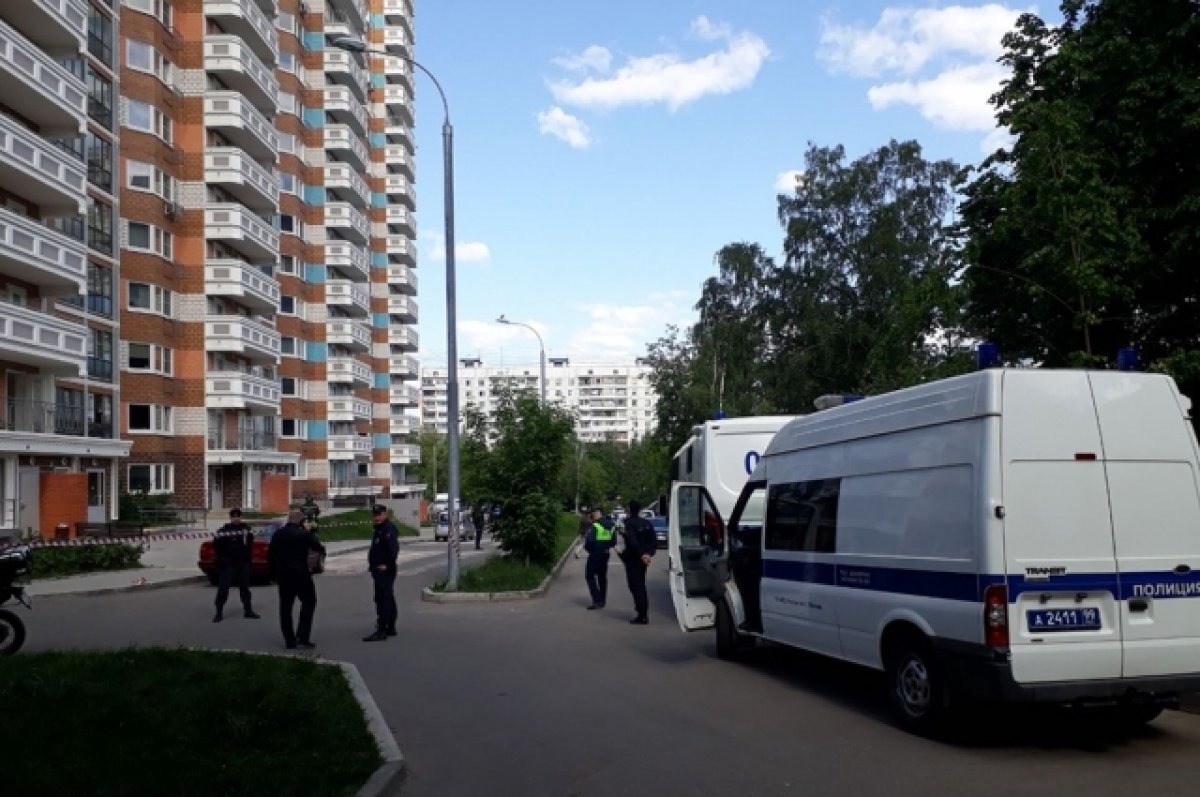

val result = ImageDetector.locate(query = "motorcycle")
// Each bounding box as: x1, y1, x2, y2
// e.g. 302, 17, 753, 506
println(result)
0, 543, 33, 655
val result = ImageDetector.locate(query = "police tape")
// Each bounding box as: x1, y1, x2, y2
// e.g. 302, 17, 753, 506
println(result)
20, 520, 376, 548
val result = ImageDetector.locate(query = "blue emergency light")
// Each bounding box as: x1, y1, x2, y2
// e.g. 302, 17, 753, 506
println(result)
1116, 348, 1140, 371
976, 342, 1002, 370
813, 394, 864, 411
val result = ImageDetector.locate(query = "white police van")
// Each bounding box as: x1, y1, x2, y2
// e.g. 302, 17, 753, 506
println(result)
668, 369, 1200, 733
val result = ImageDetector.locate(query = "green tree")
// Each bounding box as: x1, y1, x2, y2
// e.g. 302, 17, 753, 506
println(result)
412, 429, 448, 501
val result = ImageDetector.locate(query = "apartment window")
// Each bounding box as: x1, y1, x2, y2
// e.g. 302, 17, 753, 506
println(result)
128, 464, 173, 494
128, 282, 173, 316
278, 92, 295, 115
127, 160, 175, 200
87, 202, 113, 255
127, 343, 172, 375
277, 133, 295, 154
279, 173, 297, 194
278, 50, 295, 73
88, 263, 114, 317
275, 12, 294, 33
281, 418, 305, 438
88, 6, 113, 67
277, 214, 299, 234
124, 0, 172, 29
279, 255, 296, 274
87, 135, 113, 192
88, 69, 113, 130
281, 377, 297, 396
89, 329, 113, 381
125, 40, 172, 84
90, 394, 113, 439
126, 222, 172, 259
280, 337, 296, 355
128, 404, 173, 433
279, 296, 295, 315
126, 100, 172, 143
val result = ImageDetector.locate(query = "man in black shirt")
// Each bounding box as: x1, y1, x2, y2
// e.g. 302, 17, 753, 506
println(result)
363, 504, 400, 642
620, 500, 657, 625
267, 510, 324, 650
212, 508, 259, 623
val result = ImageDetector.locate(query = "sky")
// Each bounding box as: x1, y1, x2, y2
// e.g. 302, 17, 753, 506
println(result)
407, 1, 1045, 368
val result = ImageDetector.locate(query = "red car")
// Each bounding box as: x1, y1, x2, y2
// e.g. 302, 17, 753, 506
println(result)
198, 520, 325, 585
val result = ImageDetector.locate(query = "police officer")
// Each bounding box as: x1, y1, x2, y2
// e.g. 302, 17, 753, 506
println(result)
267, 509, 324, 650
620, 500, 656, 625
584, 508, 615, 609
212, 508, 259, 623
470, 503, 486, 551
363, 504, 400, 642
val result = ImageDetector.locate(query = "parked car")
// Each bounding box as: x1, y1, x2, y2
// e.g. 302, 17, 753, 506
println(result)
434, 511, 467, 542
649, 516, 668, 549
198, 520, 325, 585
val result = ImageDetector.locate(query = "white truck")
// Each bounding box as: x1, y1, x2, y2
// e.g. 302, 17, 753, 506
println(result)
668, 369, 1200, 733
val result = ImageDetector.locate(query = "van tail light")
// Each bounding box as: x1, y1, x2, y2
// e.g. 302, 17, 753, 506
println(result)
984, 584, 1010, 649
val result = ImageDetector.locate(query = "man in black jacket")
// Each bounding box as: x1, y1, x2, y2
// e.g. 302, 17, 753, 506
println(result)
212, 508, 259, 623
363, 504, 400, 642
268, 510, 324, 649
620, 500, 656, 624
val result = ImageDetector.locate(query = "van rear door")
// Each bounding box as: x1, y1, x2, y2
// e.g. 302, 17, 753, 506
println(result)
1090, 372, 1200, 678
668, 483, 727, 631
1001, 370, 1123, 684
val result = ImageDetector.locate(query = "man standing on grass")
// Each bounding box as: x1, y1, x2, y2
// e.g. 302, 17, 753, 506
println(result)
268, 509, 324, 650
212, 508, 259, 623
363, 504, 400, 642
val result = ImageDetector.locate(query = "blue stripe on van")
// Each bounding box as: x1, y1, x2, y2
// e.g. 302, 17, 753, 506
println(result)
761, 562, 1200, 602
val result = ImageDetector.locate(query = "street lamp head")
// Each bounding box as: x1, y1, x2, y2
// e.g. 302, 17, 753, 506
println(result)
331, 35, 369, 53
496, 315, 510, 325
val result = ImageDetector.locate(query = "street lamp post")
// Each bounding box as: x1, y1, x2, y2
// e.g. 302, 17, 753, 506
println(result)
331, 35, 463, 588
496, 315, 546, 402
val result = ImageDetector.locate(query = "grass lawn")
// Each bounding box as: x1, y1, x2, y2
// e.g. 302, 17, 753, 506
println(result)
316, 509, 419, 542
442, 512, 579, 593
1, 649, 381, 797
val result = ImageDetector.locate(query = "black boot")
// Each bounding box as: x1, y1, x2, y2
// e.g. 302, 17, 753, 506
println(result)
212, 611, 223, 623
363, 629, 388, 642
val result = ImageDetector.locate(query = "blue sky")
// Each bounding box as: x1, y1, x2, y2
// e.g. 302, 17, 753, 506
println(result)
408, 2, 1041, 368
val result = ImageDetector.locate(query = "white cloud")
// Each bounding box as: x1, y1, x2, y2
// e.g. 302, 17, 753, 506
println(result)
459, 318, 551, 358
565, 301, 693, 361
537, 106, 592, 149
553, 45, 612, 74
774, 170, 806, 192
817, 4, 1028, 142
547, 17, 769, 113
422, 231, 492, 264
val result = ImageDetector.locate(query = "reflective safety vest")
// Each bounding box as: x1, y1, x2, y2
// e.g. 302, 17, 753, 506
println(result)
593, 522, 614, 542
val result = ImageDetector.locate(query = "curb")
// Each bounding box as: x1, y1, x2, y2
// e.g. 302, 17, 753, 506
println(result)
421, 538, 580, 603
339, 660, 406, 797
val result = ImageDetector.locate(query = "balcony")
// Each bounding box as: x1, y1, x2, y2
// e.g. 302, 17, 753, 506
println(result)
324, 124, 369, 171
0, 21, 86, 137
323, 86, 367, 136
327, 356, 371, 385
384, 145, 413, 178
326, 319, 371, 352
382, 0, 414, 19
384, 265, 417, 295
205, 35, 278, 114
386, 235, 414, 265
322, 6, 362, 40
205, 92, 278, 162
389, 415, 417, 436
205, 315, 281, 363
383, 86, 413, 125
0, 208, 86, 293
208, 427, 277, 451
205, 147, 278, 212
384, 174, 415, 208
327, 395, 371, 422
10, 0, 86, 54
385, 206, 414, 236
388, 325, 418, 351
323, 51, 367, 101
389, 384, 419, 407
387, 295, 417, 322
328, 0, 368, 30
326, 278, 370, 317
203, 0, 278, 65
205, 369, 281, 411
383, 56, 412, 91
382, 28, 410, 55
328, 433, 372, 460
205, 260, 280, 314
390, 443, 419, 464
389, 355, 418, 378
324, 163, 369, 208
0, 113, 86, 215
325, 241, 369, 282
0, 303, 85, 375
205, 204, 279, 262
325, 201, 369, 244
0, 397, 94, 437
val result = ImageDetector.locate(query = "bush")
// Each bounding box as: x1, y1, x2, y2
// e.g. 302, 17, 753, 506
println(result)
31, 543, 143, 579
118, 492, 176, 523
490, 492, 560, 566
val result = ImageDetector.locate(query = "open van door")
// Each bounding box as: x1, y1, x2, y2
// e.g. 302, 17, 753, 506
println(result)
668, 482, 728, 632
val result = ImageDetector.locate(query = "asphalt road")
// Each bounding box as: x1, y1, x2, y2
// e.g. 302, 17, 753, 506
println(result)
23, 543, 1200, 797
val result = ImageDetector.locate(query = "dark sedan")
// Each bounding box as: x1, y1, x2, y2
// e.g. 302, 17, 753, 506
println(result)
198, 520, 325, 584
649, 517, 668, 548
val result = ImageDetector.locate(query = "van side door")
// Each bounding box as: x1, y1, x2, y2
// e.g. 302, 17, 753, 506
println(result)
668, 483, 728, 632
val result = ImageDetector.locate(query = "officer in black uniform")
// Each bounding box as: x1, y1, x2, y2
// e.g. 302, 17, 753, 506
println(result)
620, 499, 657, 625
363, 504, 400, 642
212, 508, 259, 623
268, 509, 324, 650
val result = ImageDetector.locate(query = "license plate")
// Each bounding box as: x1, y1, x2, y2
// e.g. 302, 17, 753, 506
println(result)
1027, 607, 1101, 632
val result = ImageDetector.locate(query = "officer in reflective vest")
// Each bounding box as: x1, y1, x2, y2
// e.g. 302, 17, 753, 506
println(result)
584, 508, 616, 609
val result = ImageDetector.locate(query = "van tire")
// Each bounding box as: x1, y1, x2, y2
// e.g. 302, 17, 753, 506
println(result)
715, 601, 754, 660
885, 636, 947, 735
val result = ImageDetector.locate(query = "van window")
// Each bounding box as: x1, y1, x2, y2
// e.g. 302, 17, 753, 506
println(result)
837, 466, 975, 561
766, 479, 840, 553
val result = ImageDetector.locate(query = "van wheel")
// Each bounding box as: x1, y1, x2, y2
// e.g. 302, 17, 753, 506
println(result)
885, 637, 946, 735
715, 601, 754, 660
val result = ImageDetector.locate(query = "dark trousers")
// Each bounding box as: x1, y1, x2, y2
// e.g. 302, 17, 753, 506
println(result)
624, 558, 649, 618
215, 561, 253, 612
372, 568, 397, 631
585, 552, 609, 606
277, 572, 316, 645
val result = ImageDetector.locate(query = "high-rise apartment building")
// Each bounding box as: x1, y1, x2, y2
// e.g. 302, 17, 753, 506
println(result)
0, 0, 421, 534
421, 358, 660, 444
